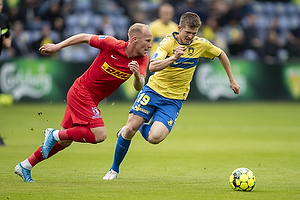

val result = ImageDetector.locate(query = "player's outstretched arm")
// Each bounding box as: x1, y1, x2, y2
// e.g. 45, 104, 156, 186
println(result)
218, 50, 240, 94
39, 33, 93, 54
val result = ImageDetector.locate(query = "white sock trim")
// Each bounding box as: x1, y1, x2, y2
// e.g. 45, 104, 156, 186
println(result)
53, 130, 60, 141
21, 159, 32, 170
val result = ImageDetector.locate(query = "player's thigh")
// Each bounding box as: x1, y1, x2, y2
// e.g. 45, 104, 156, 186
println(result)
63, 86, 105, 128
153, 98, 183, 133
129, 86, 158, 123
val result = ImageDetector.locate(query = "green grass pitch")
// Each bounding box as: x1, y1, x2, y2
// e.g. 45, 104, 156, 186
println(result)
0, 101, 300, 199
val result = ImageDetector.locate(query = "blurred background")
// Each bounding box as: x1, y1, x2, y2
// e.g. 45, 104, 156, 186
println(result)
0, 0, 300, 104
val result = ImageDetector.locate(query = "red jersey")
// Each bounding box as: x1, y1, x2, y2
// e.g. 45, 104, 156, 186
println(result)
73, 35, 149, 104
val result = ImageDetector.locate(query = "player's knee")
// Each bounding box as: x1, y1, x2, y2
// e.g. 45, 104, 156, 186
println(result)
92, 128, 107, 143
148, 128, 169, 144
148, 135, 164, 144
95, 132, 107, 143
123, 125, 137, 139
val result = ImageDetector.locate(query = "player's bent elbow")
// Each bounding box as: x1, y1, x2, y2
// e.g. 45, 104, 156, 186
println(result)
134, 85, 143, 91
149, 67, 155, 73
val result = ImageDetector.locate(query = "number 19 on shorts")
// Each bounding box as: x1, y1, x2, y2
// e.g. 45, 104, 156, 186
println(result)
136, 93, 150, 105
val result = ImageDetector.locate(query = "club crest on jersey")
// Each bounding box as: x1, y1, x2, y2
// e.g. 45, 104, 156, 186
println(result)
92, 107, 101, 119
168, 119, 173, 127
102, 62, 131, 80
188, 47, 194, 56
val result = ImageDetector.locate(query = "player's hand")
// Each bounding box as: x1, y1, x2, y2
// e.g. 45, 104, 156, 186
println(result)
230, 80, 240, 94
174, 46, 187, 59
39, 43, 58, 54
128, 60, 140, 76
2, 37, 11, 49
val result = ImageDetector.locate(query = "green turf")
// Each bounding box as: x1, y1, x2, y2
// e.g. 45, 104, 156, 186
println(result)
0, 101, 300, 200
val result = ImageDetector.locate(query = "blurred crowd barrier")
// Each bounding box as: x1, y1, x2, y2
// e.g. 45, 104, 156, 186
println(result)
0, 57, 299, 103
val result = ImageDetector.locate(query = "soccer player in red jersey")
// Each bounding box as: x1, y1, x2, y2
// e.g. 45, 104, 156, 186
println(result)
14, 23, 152, 182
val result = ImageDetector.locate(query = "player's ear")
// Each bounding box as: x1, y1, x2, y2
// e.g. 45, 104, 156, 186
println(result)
133, 36, 138, 42
129, 35, 137, 43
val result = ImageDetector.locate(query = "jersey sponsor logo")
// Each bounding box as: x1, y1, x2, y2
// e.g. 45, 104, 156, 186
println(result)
131, 104, 150, 114
170, 58, 198, 68
102, 62, 131, 80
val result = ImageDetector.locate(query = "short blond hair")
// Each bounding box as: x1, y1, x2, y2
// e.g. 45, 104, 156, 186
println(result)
179, 12, 201, 28
128, 23, 148, 38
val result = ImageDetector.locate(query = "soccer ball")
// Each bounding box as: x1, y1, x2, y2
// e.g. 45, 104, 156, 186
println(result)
229, 167, 256, 191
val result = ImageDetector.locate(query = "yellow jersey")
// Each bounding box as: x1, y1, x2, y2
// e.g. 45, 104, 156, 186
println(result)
149, 19, 178, 57
148, 31, 222, 100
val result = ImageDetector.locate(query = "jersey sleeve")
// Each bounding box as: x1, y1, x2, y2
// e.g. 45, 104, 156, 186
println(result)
90, 35, 118, 50
200, 38, 222, 59
150, 35, 170, 61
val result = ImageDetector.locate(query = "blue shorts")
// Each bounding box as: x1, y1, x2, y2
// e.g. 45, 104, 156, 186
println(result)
129, 85, 184, 132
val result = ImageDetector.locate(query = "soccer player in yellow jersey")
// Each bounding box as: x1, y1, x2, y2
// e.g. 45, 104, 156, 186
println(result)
149, 3, 178, 57
103, 12, 240, 180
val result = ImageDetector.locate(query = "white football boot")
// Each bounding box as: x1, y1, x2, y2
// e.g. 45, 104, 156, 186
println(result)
103, 169, 119, 180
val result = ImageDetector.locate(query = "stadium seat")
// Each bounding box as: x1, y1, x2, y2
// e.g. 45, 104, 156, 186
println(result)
278, 15, 290, 30
274, 2, 285, 16
263, 2, 276, 17
252, 1, 263, 15
73, 0, 93, 14
65, 14, 78, 28
284, 2, 300, 16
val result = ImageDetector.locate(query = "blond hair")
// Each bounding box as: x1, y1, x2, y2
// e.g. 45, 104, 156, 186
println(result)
128, 23, 148, 38
179, 12, 202, 28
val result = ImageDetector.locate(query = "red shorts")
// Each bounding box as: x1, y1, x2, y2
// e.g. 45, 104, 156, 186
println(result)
61, 86, 105, 129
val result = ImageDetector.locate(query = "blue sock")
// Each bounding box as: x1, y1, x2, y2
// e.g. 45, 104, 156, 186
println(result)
111, 135, 131, 173
139, 123, 150, 141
